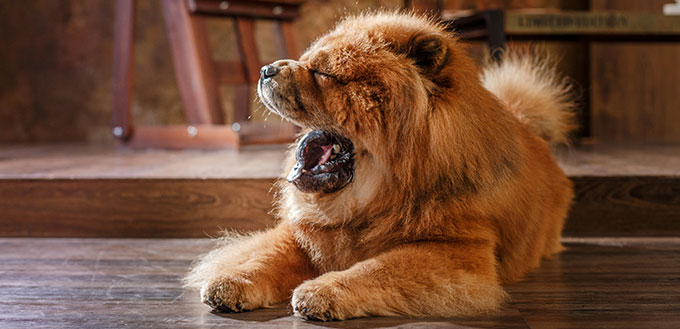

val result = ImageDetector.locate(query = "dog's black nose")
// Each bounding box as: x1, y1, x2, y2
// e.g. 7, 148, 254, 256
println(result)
260, 65, 280, 79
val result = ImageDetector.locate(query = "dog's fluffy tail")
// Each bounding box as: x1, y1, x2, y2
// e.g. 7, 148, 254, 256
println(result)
480, 47, 577, 145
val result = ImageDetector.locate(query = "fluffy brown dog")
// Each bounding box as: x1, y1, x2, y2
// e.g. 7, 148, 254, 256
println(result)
186, 12, 575, 321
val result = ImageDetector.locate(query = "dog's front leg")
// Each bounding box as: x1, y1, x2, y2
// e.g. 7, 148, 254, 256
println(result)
186, 223, 316, 312
291, 240, 506, 320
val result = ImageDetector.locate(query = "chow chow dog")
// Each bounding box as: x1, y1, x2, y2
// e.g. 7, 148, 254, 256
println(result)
186, 12, 575, 321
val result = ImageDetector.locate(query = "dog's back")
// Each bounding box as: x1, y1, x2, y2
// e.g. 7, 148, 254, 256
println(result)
480, 48, 576, 283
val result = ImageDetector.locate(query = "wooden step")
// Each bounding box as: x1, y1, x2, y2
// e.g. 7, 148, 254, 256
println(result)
0, 144, 678, 238
0, 145, 285, 238
555, 144, 680, 237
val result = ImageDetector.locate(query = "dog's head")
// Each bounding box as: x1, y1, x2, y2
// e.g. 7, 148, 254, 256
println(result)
259, 13, 481, 196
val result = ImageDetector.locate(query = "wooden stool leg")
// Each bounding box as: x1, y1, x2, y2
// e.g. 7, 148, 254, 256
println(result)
234, 18, 261, 123
161, 0, 224, 125
233, 86, 251, 123
483, 10, 506, 62
112, 0, 136, 141
275, 21, 300, 59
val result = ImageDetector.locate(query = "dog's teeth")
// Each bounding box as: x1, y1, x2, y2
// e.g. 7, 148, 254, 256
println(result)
332, 144, 340, 154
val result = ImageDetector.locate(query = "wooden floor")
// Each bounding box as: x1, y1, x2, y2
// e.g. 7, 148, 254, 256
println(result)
0, 144, 287, 179
1, 143, 679, 179
1, 145, 678, 327
0, 237, 678, 329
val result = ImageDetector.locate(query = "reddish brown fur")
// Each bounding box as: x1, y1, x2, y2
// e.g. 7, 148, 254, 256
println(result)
186, 12, 574, 320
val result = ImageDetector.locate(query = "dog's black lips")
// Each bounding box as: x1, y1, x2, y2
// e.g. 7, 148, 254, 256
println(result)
287, 130, 354, 194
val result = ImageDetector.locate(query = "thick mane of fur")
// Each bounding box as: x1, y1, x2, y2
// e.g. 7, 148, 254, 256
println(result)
187, 12, 576, 321
480, 48, 577, 145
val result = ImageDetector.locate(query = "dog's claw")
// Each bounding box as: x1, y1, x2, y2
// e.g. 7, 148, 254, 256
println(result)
204, 295, 215, 307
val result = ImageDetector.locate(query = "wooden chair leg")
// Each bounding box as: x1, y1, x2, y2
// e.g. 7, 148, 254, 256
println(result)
111, 0, 136, 141
233, 85, 251, 123
234, 17, 261, 123
161, 0, 224, 125
275, 21, 300, 59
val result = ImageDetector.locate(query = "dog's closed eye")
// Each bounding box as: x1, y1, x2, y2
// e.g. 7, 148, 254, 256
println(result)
311, 70, 336, 88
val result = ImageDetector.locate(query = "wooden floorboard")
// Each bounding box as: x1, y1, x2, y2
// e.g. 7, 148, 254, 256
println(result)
0, 144, 677, 179
553, 144, 680, 177
0, 179, 278, 238
0, 238, 678, 328
0, 144, 287, 179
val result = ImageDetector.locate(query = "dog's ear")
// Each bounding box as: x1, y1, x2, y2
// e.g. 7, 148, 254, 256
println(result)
405, 33, 449, 76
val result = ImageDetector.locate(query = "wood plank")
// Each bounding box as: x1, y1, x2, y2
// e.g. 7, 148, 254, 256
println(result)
557, 144, 680, 237
126, 123, 295, 150
553, 144, 680, 177
0, 144, 677, 238
128, 125, 239, 149
238, 121, 298, 145
2, 175, 674, 238
445, 9, 680, 40
0, 238, 678, 328
2, 144, 675, 180
187, 0, 302, 20
590, 0, 680, 144
509, 240, 680, 329
505, 10, 680, 35
0, 179, 277, 238
0, 145, 286, 179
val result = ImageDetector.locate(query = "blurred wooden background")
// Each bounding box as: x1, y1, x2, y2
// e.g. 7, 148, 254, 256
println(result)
589, 0, 680, 145
0, 0, 677, 145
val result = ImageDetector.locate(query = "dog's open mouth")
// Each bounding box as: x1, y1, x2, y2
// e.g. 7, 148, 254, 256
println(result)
287, 130, 354, 194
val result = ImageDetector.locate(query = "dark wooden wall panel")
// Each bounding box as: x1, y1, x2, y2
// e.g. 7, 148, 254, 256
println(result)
1, 176, 679, 238
590, 0, 680, 144
564, 177, 680, 237
0, 179, 278, 238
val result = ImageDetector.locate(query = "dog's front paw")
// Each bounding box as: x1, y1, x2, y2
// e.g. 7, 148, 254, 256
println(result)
200, 277, 258, 312
292, 276, 353, 321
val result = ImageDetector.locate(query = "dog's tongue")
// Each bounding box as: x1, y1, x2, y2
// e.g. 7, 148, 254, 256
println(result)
286, 130, 355, 194
287, 142, 333, 182
287, 131, 335, 182
318, 144, 333, 165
